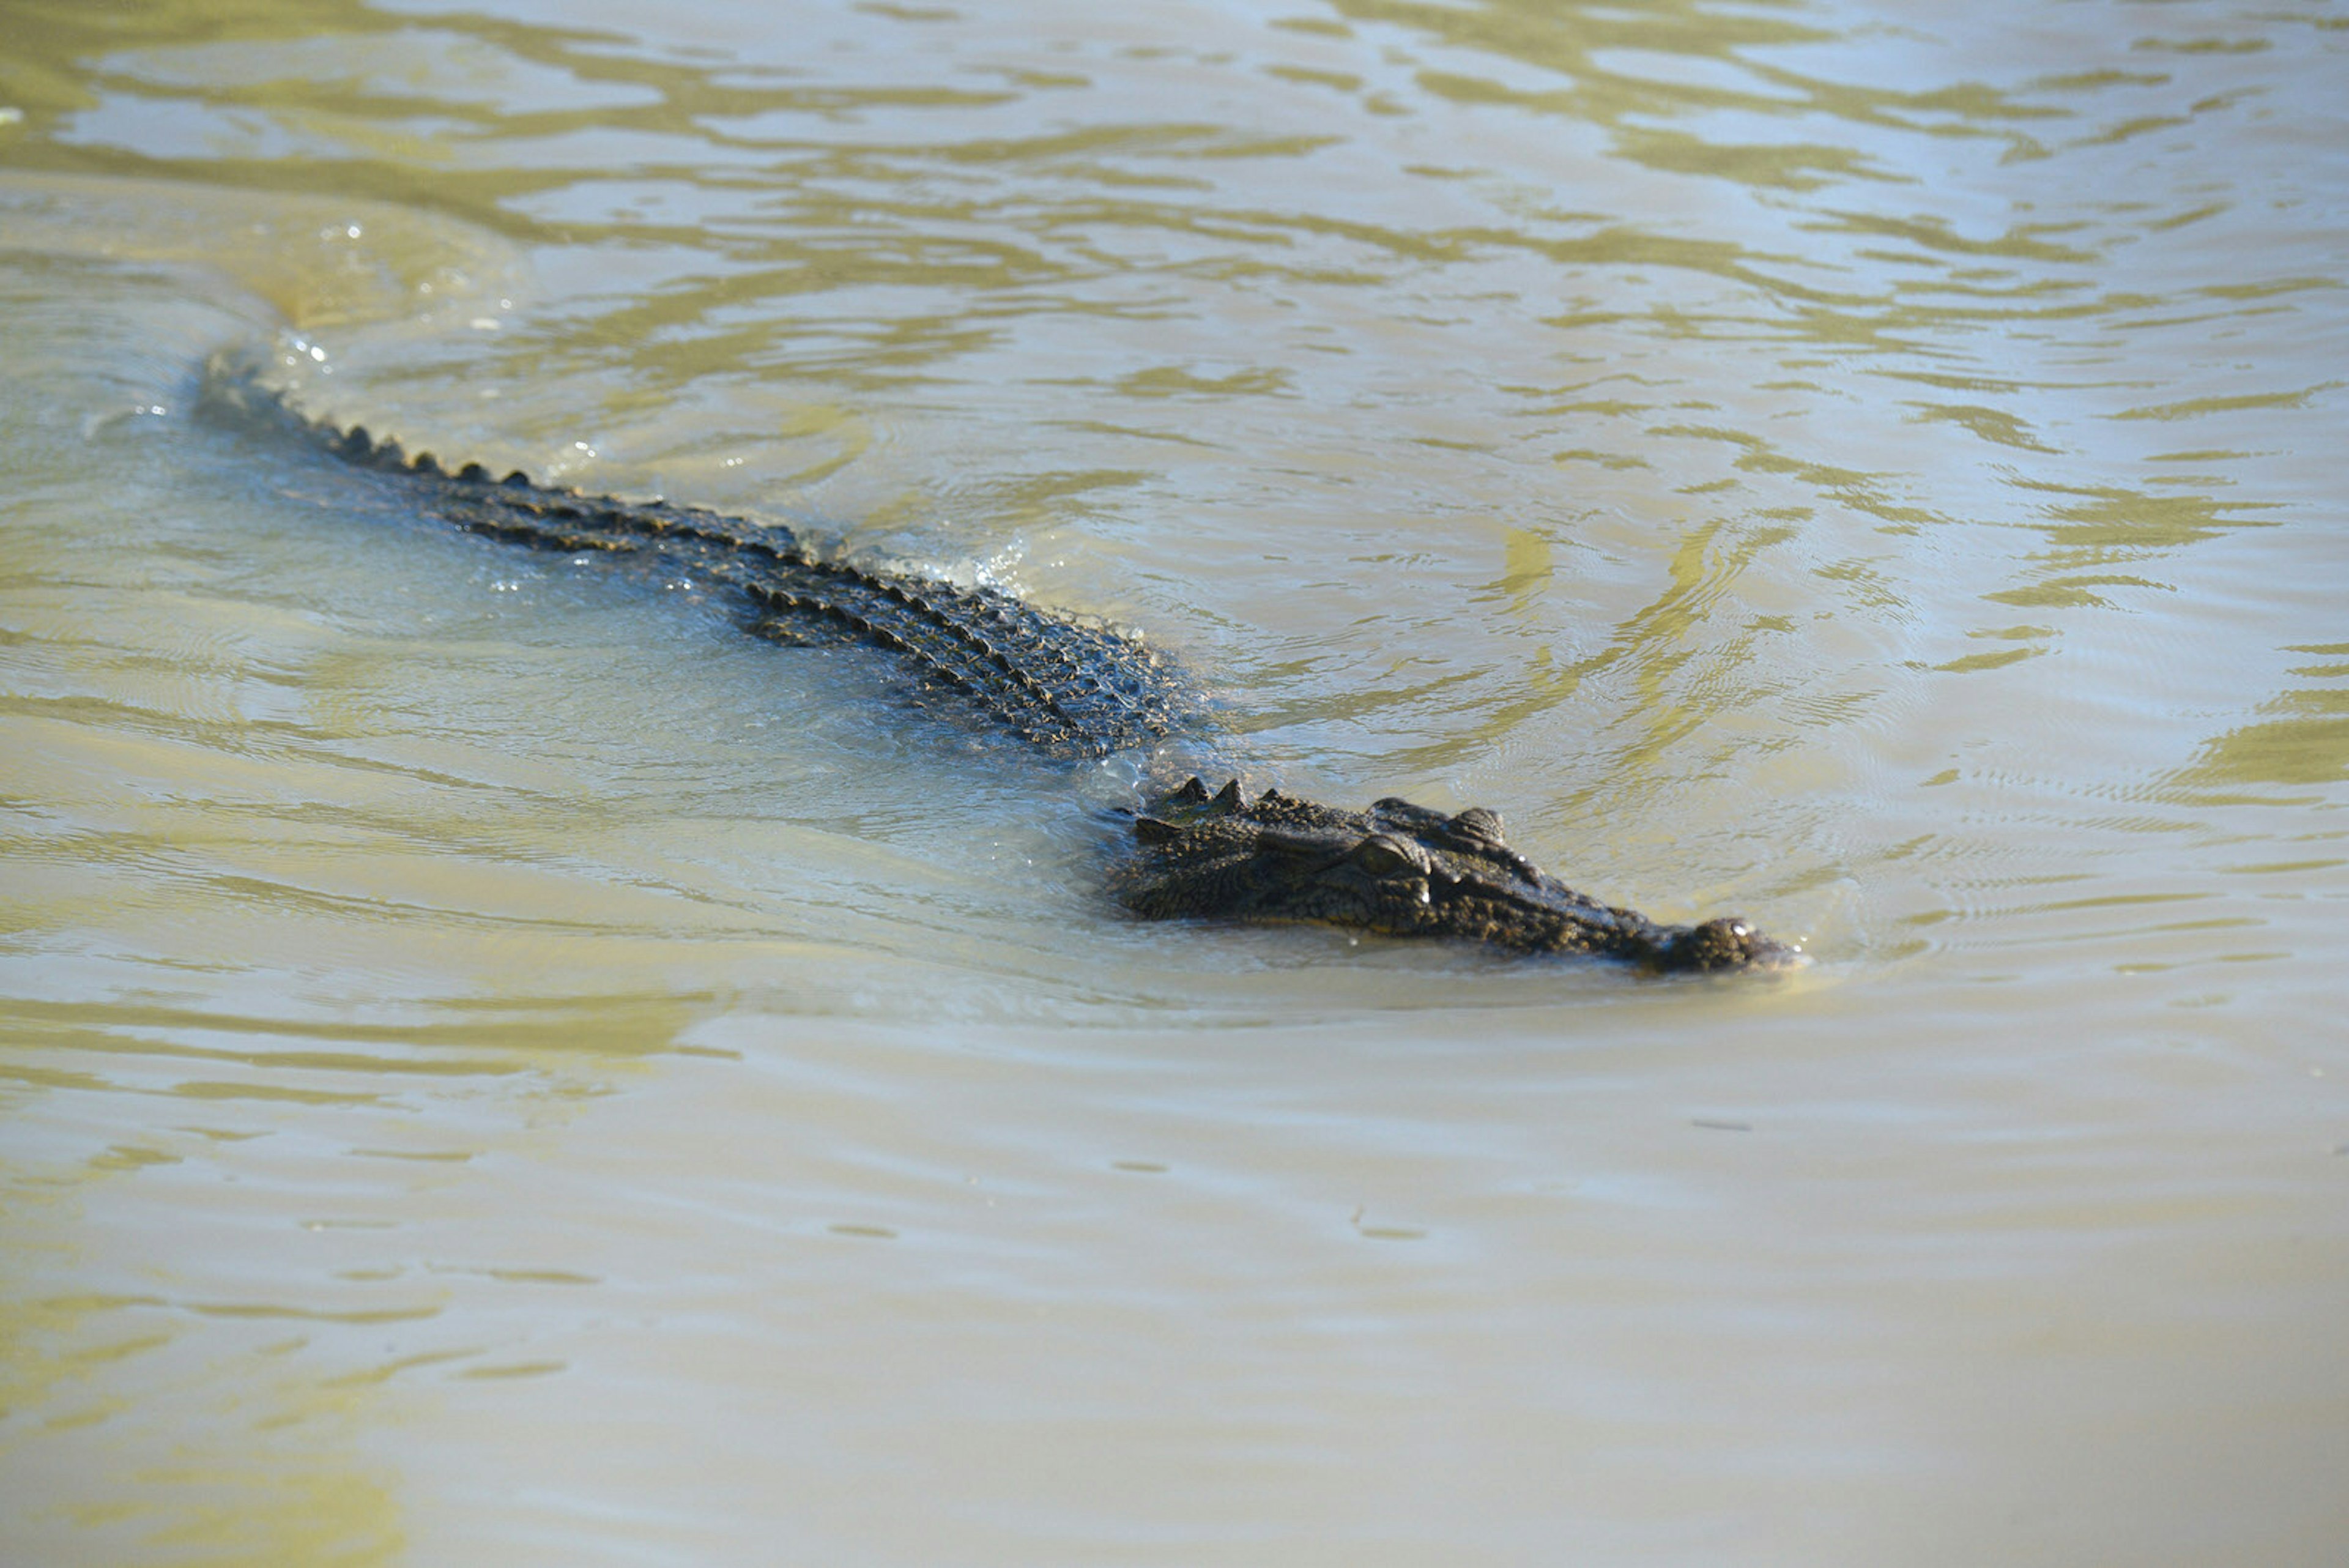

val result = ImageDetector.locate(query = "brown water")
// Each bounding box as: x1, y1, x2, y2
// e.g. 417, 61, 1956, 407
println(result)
2, 0, 2345, 1562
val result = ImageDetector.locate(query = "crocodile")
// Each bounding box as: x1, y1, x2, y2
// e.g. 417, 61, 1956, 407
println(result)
197, 354, 1794, 974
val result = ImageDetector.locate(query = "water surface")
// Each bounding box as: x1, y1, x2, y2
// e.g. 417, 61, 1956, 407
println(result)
2, 0, 2345, 1562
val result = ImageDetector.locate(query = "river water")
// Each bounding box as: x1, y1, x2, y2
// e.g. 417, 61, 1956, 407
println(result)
2, 1, 2344, 1562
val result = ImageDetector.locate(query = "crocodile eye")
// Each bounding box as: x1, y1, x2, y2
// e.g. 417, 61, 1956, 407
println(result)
1447, 807, 1505, 847
1351, 834, 1430, 878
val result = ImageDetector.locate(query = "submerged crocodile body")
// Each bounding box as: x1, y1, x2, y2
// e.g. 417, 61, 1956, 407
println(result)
199, 356, 1792, 974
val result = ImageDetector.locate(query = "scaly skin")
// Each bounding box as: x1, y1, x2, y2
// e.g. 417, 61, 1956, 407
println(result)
198, 359, 1194, 759
198, 354, 1794, 972
1116, 778, 1794, 973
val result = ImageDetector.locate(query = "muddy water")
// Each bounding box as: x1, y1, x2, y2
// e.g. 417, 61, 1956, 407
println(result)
2, 0, 2345, 1562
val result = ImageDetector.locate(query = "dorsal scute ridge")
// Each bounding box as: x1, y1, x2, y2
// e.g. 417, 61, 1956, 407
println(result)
201, 362, 1194, 759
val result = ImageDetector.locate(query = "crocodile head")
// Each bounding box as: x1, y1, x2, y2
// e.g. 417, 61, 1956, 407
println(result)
1115, 777, 1795, 973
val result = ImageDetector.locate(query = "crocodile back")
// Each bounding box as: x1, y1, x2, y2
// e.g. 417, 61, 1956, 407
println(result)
198, 358, 1197, 759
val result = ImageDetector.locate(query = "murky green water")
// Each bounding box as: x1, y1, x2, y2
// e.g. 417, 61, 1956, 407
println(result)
3, 1, 2345, 1562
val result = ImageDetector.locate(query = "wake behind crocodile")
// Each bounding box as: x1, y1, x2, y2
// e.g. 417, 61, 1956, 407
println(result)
197, 354, 1793, 974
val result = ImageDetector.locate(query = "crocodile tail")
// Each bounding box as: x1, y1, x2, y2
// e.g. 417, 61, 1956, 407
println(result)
198, 355, 1195, 759
404, 485, 1192, 757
